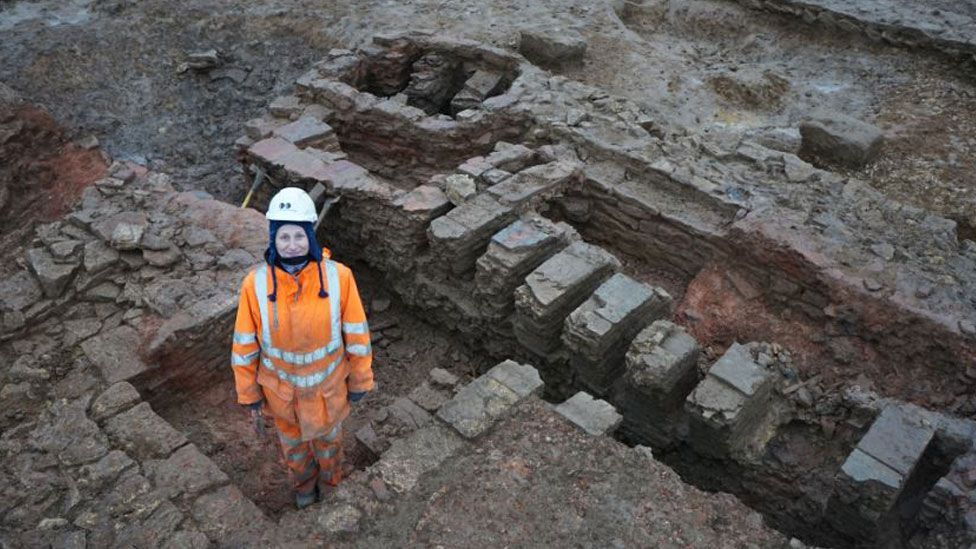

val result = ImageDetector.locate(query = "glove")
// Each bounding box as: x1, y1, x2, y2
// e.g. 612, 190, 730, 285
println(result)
243, 401, 265, 436
348, 391, 366, 403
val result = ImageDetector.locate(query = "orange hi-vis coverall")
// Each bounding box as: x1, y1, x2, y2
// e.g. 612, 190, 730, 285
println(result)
231, 250, 373, 496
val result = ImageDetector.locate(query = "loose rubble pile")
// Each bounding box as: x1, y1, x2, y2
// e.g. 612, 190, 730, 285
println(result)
237, 32, 976, 546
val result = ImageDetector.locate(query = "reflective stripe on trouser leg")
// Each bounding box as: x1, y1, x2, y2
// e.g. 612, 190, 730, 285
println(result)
274, 417, 319, 497
313, 425, 343, 488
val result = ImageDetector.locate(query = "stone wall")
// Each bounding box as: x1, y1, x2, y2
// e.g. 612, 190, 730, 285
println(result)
236, 32, 976, 546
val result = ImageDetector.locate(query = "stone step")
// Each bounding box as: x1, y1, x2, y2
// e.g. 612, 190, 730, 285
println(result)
474, 214, 576, 319
614, 320, 701, 448
427, 193, 518, 277
554, 391, 622, 436
684, 343, 781, 460
513, 241, 621, 357
825, 404, 937, 543
563, 273, 672, 397
435, 359, 544, 439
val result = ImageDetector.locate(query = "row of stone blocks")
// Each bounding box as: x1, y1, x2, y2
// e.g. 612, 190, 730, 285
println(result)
243, 111, 785, 467
371, 359, 622, 495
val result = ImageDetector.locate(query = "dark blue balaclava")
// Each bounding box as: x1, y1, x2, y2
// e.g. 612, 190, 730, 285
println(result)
265, 220, 327, 301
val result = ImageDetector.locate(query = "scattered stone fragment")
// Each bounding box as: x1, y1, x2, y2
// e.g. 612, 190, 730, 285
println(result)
870, 242, 895, 261
408, 381, 449, 412
78, 135, 99, 150
77, 450, 135, 492
269, 95, 303, 118
437, 361, 542, 439
191, 485, 271, 545
960, 320, 976, 336
519, 28, 587, 67
185, 49, 220, 71
554, 391, 622, 436
49, 240, 83, 260
862, 278, 883, 292
27, 247, 79, 298
38, 518, 69, 530
90, 382, 141, 422
83, 240, 120, 275
370, 297, 391, 313
429, 368, 459, 388
9, 356, 50, 382
30, 396, 109, 466
799, 110, 884, 168
86, 281, 121, 302
444, 174, 477, 205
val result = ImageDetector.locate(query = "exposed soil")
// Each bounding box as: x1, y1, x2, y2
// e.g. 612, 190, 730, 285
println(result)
0, 97, 107, 259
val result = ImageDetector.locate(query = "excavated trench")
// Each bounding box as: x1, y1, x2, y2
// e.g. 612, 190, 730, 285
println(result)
135, 264, 489, 518
230, 37, 976, 546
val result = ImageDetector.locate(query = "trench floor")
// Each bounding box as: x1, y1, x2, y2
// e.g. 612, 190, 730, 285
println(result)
151, 264, 491, 518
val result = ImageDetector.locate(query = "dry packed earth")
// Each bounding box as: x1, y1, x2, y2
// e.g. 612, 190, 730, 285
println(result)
2, 0, 976, 548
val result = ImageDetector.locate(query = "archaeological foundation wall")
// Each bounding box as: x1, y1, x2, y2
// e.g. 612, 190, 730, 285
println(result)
236, 32, 976, 547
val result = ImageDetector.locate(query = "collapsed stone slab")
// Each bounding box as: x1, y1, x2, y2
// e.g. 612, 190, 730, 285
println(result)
371, 423, 465, 494
436, 360, 543, 439
554, 391, 622, 436
564, 273, 672, 397
272, 116, 341, 150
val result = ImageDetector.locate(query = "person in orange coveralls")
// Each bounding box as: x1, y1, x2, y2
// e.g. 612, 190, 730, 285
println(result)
230, 187, 374, 509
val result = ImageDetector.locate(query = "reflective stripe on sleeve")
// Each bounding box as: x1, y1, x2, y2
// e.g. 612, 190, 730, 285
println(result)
342, 321, 369, 335
346, 343, 371, 357
231, 351, 259, 366
233, 331, 257, 345
325, 261, 341, 345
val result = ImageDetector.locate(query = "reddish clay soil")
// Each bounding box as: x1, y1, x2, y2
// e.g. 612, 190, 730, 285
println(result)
0, 101, 107, 257
675, 265, 975, 416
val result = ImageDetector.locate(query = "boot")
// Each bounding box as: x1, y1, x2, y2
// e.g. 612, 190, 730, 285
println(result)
295, 485, 319, 510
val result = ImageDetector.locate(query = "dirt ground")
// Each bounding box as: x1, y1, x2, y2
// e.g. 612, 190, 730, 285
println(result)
151, 264, 487, 518
2, 0, 974, 233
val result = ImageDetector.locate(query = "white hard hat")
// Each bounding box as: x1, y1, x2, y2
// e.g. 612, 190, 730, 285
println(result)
266, 187, 317, 223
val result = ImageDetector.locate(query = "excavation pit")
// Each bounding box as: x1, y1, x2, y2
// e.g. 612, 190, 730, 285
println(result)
137, 264, 489, 518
